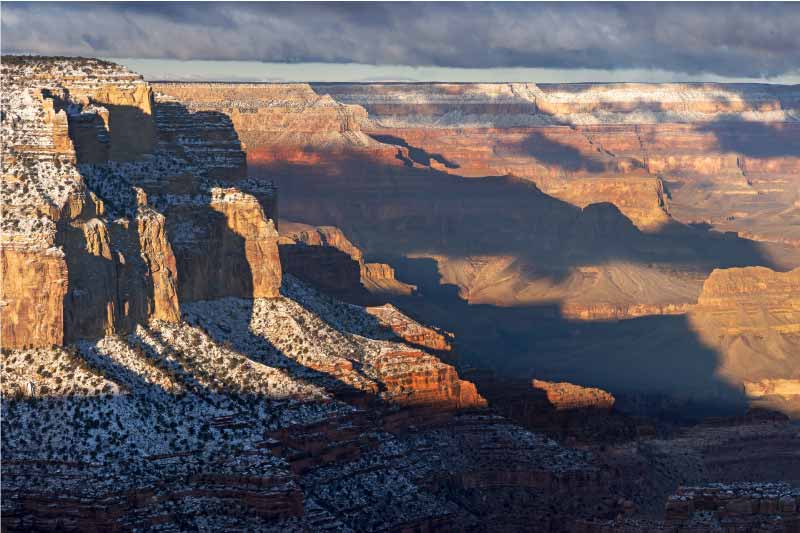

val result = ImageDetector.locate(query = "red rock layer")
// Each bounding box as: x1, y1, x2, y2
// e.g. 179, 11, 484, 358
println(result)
0, 249, 67, 348
531, 379, 616, 411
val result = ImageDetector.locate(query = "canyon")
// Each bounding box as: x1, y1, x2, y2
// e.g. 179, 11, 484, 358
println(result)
153, 79, 800, 416
2, 57, 799, 532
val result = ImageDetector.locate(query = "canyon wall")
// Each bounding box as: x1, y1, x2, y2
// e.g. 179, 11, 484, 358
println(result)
1, 58, 281, 349
690, 266, 800, 415
278, 221, 415, 303
4, 58, 800, 531
312, 82, 800, 243
149, 80, 800, 413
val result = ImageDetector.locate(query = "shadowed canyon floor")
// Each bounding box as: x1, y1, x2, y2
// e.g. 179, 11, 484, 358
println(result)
2, 58, 800, 531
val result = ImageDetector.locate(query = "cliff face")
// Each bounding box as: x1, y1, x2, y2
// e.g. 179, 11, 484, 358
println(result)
150, 83, 374, 150
278, 221, 415, 303
152, 81, 800, 322
531, 379, 616, 411
312, 82, 800, 242
689, 266, 800, 414
0, 248, 67, 348
5, 59, 800, 531
1, 58, 281, 349
169, 187, 281, 301
7, 58, 561, 532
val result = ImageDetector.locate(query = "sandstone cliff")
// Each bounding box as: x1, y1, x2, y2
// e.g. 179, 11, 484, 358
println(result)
1, 57, 281, 348
4, 58, 800, 532
1, 59, 179, 348
6, 58, 546, 532
690, 266, 800, 414
313, 82, 800, 243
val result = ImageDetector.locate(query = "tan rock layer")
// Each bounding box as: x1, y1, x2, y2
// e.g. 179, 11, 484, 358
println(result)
0, 248, 68, 349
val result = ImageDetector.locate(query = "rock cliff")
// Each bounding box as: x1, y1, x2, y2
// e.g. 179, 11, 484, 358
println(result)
1, 57, 280, 349
311, 82, 800, 243
531, 379, 616, 411
4, 58, 614, 532
4, 57, 800, 532
1, 58, 181, 348
690, 266, 800, 414
278, 221, 415, 303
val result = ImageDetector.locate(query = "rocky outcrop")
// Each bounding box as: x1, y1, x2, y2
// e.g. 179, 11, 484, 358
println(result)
0, 248, 68, 348
467, 372, 635, 444
689, 266, 800, 415
364, 303, 452, 352
203, 188, 281, 299
373, 347, 485, 409
151, 83, 374, 150
6, 59, 800, 532
278, 222, 414, 302
145, 80, 800, 419
135, 209, 181, 322
532, 379, 616, 411
1, 57, 282, 348
314, 82, 800, 243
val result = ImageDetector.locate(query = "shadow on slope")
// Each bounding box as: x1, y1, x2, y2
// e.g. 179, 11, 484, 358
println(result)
698, 121, 800, 159
369, 133, 460, 169
254, 151, 780, 277
505, 130, 609, 173
385, 256, 749, 421
250, 151, 767, 419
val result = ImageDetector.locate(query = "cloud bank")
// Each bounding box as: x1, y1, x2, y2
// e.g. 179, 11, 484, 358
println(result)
2, 2, 799, 79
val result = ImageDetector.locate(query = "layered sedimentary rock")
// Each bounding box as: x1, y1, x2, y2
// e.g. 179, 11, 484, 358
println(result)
278, 221, 415, 302
312, 82, 800, 242
2, 59, 523, 529
152, 81, 799, 318
689, 266, 800, 414
148, 80, 800, 414
5, 61, 800, 531
1, 58, 180, 348
7, 274, 636, 531
150, 83, 375, 151
1, 57, 281, 348
532, 379, 616, 411
580, 482, 800, 532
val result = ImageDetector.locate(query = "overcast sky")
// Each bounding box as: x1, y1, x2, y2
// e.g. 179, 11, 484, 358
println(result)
3, 2, 800, 83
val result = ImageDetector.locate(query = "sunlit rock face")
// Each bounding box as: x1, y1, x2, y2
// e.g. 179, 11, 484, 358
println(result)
4, 58, 800, 531
8, 58, 592, 531
312, 81, 800, 241
152, 80, 800, 315
1, 57, 281, 349
1, 58, 179, 348
690, 266, 800, 415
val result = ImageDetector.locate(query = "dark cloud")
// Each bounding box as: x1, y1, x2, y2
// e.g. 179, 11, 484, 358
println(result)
2, 2, 799, 78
